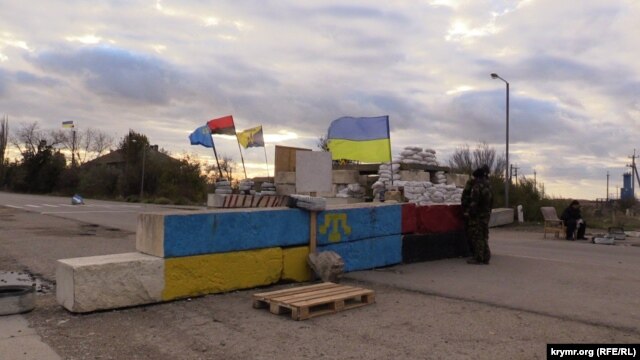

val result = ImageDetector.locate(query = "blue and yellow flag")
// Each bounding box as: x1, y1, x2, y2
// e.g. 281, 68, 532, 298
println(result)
237, 125, 265, 148
327, 116, 391, 163
189, 125, 214, 148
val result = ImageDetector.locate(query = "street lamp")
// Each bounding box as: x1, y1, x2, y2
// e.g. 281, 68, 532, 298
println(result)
491, 73, 510, 208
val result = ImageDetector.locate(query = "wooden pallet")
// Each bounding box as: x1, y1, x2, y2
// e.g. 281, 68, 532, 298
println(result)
253, 282, 375, 320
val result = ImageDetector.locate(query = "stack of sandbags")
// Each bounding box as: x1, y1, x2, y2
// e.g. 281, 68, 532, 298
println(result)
214, 179, 232, 194
260, 182, 276, 195
397, 147, 439, 166
372, 162, 401, 199
403, 182, 464, 206
238, 179, 255, 194
336, 183, 365, 198
433, 171, 447, 184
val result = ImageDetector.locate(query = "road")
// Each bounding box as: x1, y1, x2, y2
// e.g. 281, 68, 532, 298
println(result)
1, 192, 639, 359
0, 191, 203, 232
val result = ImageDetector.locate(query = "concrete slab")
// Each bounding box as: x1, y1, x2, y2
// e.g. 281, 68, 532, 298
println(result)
489, 208, 515, 227
399, 170, 430, 182
316, 203, 402, 244
318, 235, 402, 272
56, 252, 164, 313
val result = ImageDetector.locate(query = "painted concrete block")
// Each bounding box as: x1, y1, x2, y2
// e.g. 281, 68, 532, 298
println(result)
489, 208, 514, 227
318, 235, 402, 272
281, 246, 312, 282
401, 203, 417, 234
56, 253, 164, 313
402, 232, 469, 263
137, 208, 309, 258
416, 205, 464, 234
316, 203, 402, 245
207, 194, 288, 208
275, 171, 296, 184
163, 247, 282, 301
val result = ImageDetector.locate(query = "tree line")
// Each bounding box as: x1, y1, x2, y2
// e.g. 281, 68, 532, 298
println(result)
0, 120, 224, 204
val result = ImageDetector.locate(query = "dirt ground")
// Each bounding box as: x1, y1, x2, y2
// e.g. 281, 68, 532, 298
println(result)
1, 207, 639, 359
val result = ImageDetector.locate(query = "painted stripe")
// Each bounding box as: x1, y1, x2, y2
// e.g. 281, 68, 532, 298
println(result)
42, 204, 59, 208
327, 138, 391, 162
328, 116, 389, 141
42, 210, 137, 214
5, 205, 23, 209
162, 247, 282, 301
25, 205, 41, 208
318, 235, 402, 272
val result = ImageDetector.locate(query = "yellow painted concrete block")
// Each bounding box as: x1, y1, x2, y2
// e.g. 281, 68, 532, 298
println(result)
163, 248, 283, 301
282, 246, 312, 282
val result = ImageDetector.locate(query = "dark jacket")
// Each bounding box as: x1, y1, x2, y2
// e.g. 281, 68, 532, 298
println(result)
561, 206, 582, 222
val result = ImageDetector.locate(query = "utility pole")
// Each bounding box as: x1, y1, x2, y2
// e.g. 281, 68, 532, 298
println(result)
533, 169, 537, 190
627, 149, 639, 198
606, 171, 610, 202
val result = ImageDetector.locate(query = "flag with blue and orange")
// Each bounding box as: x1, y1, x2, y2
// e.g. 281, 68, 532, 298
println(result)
327, 116, 391, 163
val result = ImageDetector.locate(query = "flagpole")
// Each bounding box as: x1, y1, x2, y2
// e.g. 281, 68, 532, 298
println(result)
234, 133, 248, 179
386, 115, 393, 186
210, 134, 223, 179
263, 145, 270, 181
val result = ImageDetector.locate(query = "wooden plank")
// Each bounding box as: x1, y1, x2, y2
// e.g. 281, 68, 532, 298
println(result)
289, 289, 373, 307
253, 282, 337, 300
268, 286, 358, 304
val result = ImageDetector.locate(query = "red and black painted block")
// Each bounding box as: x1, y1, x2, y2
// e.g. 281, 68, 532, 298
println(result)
401, 203, 417, 234
402, 231, 470, 263
415, 205, 464, 234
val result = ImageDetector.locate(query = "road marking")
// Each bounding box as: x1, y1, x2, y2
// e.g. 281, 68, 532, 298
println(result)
25, 205, 41, 208
41, 210, 138, 214
42, 204, 59, 207
498, 252, 583, 265
5, 205, 22, 209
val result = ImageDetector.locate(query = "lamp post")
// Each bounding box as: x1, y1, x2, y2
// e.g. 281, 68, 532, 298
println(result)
491, 73, 510, 208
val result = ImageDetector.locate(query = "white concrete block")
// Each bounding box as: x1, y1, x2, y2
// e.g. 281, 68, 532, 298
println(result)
489, 208, 514, 228
275, 171, 296, 184
56, 253, 164, 313
207, 193, 225, 207
446, 173, 470, 187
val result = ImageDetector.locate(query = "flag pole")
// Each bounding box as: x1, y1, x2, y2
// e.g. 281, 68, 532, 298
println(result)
263, 145, 270, 181
386, 115, 393, 186
210, 134, 224, 179
234, 133, 248, 179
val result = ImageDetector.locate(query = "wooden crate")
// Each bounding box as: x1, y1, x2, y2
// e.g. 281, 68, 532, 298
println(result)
253, 282, 375, 321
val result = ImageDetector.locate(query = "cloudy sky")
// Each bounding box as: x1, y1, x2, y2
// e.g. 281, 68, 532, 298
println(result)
1, 0, 639, 200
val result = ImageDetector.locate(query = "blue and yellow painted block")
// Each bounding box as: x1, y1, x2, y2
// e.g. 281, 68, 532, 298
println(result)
162, 247, 283, 301
281, 246, 312, 282
138, 208, 310, 258
316, 204, 402, 245
318, 235, 402, 272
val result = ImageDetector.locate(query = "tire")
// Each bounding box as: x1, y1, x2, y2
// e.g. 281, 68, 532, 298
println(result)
0, 285, 36, 315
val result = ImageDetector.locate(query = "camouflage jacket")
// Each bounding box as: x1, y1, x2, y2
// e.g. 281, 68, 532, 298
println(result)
469, 178, 493, 219
461, 178, 475, 215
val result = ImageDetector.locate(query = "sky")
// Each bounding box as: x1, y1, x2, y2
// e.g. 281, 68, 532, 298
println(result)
1, 0, 639, 200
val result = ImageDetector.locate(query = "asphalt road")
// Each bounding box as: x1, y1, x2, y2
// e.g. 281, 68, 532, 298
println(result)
1, 192, 639, 359
0, 191, 204, 232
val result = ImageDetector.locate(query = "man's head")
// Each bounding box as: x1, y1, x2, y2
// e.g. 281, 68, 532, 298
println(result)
570, 200, 580, 208
472, 165, 491, 179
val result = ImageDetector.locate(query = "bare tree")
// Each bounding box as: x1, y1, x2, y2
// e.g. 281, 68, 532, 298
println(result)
11, 122, 63, 155
317, 135, 329, 151
54, 127, 114, 165
0, 115, 8, 167
448, 142, 506, 176
205, 155, 236, 182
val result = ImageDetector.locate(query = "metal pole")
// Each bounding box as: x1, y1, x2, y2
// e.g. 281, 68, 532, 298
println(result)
263, 145, 270, 181
210, 135, 224, 179
235, 135, 248, 179
140, 146, 146, 200
606, 171, 609, 202
505, 81, 509, 208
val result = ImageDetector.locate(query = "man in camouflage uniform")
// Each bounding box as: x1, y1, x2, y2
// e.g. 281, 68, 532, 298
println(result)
461, 176, 476, 256
467, 165, 493, 265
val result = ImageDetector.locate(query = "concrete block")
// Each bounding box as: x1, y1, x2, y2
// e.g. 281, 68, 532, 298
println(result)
137, 208, 310, 258
56, 253, 164, 313
207, 193, 226, 208
324, 198, 365, 206
163, 247, 282, 301
416, 205, 464, 234
316, 203, 402, 245
446, 173, 469, 187
399, 170, 430, 182
282, 246, 312, 282
332, 170, 360, 184
276, 184, 296, 195
489, 208, 514, 227
318, 235, 402, 272
402, 232, 469, 263
275, 171, 296, 184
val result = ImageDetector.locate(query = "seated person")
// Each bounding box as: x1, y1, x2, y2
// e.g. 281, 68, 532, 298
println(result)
560, 200, 587, 240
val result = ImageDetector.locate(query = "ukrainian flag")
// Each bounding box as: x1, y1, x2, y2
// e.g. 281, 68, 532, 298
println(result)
327, 116, 391, 163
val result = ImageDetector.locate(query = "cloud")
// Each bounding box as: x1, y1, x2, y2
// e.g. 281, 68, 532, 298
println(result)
28, 45, 183, 104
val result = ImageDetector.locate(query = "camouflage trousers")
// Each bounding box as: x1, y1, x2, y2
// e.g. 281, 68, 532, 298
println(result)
468, 218, 490, 263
